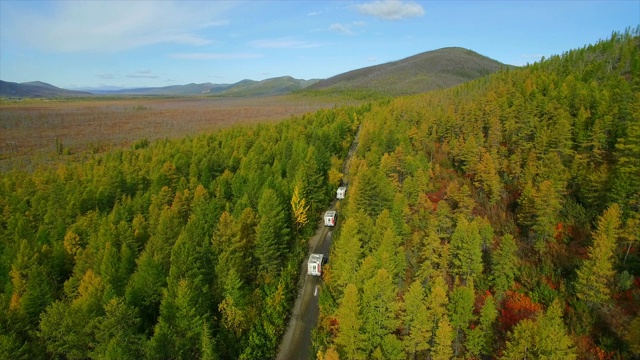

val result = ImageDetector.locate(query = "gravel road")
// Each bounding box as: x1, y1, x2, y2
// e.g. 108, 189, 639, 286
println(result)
275, 124, 361, 360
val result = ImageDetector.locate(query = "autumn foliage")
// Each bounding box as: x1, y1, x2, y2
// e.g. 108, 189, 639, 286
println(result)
315, 29, 640, 359
2, 28, 640, 359
499, 290, 543, 332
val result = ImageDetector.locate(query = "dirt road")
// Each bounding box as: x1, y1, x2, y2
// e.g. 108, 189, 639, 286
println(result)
276, 125, 360, 360
275, 217, 335, 360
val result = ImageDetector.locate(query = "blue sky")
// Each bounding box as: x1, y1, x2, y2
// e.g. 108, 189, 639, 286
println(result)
1, 0, 638, 89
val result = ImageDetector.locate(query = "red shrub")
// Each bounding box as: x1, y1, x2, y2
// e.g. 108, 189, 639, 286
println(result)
499, 291, 542, 333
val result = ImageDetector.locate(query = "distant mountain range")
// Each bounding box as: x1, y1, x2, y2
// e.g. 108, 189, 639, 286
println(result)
0, 77, 319, 98
88, 76, 320, 96
1, 47, 511, 98
0, 81, 92, 98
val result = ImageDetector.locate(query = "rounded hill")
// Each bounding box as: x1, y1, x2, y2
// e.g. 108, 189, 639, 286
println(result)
308, 47, 512, 96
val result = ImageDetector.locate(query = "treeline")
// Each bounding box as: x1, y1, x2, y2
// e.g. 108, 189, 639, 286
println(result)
315, 29, 640, 359
0, 105, 367, 359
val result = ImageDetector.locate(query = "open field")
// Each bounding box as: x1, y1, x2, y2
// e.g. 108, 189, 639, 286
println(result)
0, 95, 352, 168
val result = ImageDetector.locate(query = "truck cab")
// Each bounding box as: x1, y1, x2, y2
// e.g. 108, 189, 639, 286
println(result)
307, 253, 326, 276
324, 211, 337, 227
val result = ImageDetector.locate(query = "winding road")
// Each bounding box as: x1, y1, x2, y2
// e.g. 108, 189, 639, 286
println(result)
276, 126, 360, 360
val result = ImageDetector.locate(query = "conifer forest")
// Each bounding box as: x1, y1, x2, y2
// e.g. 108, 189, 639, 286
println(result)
1, 29, 640, 359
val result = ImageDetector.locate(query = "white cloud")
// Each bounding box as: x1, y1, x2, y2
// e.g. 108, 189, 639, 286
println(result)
356, 0, 425, 20
329, 23, 354, 36
169, 53, 263, 60
4, 1, 233, 53
250, 37, 321, 49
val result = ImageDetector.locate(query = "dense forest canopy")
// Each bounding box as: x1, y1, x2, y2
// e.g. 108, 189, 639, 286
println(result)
0, 104, 366, 359
315, 29, 640, 359
1, 28, 639, 359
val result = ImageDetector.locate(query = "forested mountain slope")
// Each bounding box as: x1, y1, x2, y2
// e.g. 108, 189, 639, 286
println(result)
314, 29, 640, 359
217, 76, 320, 97
308, 47, 509, 96
0, 105, 367, 359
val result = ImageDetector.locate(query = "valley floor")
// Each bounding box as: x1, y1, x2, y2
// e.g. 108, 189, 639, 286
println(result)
0, 95, 353, 169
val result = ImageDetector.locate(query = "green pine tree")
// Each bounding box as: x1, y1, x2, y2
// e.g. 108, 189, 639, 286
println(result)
450, 217, 483, 281
361, 269, 400, 355
491, 234, 519, 295
575, 204, 621, 305
335, 283, 366, 360
432, 315, 454, 360
402, 281, 431, 357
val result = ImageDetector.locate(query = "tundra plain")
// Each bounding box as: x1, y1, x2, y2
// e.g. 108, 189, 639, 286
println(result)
0, 95, 350, 166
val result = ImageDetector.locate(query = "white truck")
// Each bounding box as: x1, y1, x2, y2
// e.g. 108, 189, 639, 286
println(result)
336, 186, 346, 199
324, 210, 337, 227
307, 253, 326, 276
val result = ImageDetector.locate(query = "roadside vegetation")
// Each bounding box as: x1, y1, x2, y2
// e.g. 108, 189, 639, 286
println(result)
314, 29, 640, 359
